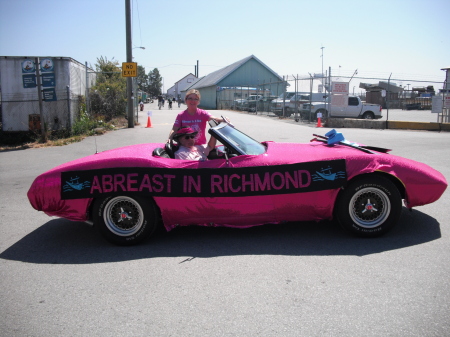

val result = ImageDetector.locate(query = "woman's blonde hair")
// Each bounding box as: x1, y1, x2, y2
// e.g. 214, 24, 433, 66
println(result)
185, 89, 201, 101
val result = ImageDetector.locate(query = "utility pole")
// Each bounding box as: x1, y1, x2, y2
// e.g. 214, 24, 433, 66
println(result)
125, 0, 134, 128
35, 57, 47, 142
85, 61, 89, 114
387, 73, 392, 127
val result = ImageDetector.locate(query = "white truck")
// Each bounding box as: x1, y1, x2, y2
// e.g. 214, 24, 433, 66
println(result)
300, 96, 382, 121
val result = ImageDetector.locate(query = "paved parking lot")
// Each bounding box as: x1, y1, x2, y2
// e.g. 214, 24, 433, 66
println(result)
1, 101, 449, 336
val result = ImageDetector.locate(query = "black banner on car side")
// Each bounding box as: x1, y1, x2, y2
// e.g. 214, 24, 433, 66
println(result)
61, 160, 347, 200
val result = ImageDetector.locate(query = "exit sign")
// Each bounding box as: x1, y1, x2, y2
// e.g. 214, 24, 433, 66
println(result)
122, 62, 137, 77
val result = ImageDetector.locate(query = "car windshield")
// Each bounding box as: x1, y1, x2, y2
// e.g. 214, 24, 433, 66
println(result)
290, 94, 310, 101
287, 92, 296, 99
210, 123, 266, 155
277, 92, 296, 100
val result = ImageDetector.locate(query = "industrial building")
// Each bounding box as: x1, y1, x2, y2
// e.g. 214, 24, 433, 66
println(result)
180, 55, 286, 110
0, 56, 94, 132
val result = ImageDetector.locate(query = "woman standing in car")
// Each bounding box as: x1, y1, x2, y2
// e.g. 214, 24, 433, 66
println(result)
167, 89, 226, 145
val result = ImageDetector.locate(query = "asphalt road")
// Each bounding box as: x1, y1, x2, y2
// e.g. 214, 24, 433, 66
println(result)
1, 101, 449, 336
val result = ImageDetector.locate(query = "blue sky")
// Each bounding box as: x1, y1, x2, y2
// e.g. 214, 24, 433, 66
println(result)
1, 0, 449, 93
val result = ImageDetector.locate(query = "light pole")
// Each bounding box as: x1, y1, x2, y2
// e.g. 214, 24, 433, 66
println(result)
125, 0, 133, 128
320, 46, 325, 82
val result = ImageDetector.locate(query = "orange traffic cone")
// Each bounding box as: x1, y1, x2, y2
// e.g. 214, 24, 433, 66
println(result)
146, 116, 152, 128
316, 117, 323, 127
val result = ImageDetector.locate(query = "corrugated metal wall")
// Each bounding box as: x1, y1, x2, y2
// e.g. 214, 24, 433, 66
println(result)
197, 86, 217, 110
197, 58, 286, 109
219, 58, 281, 89
0, 57, 94, 131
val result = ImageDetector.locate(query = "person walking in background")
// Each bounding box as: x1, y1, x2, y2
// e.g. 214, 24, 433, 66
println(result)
157, 94, 163, 110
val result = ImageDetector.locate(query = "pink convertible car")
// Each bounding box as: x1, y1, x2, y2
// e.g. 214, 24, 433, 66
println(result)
28, 123, 447, 245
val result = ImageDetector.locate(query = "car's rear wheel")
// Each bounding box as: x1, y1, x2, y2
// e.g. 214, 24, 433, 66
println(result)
93, 195, 159, 245
335, 175, 402, 237
362, 111, 374, 119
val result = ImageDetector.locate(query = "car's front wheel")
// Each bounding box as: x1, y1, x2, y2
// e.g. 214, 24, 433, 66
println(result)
93, 195, 159, 245
335, 175, 402, 237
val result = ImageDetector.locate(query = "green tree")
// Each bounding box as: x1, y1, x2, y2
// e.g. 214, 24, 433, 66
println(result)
89, 56, 127, 121
148, 68, 163, 97
136, 65, 149, 92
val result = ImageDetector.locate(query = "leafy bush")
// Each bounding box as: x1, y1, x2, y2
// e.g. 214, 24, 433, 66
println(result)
89, 57, 127, 121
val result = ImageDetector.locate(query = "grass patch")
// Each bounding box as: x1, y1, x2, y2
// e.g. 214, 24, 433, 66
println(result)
0, 116, 129, 151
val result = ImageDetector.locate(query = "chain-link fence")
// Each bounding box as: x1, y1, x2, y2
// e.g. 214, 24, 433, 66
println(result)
219, 71, 445, 123
216, 82, 285, 112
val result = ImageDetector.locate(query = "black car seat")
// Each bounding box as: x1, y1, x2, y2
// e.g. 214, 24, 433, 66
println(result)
164, 141, 179, 159
152, 147, 170, 158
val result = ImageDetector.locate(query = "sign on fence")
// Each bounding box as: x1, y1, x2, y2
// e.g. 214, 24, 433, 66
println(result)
445, 95, 450, 109
331, 82, 349, 107
43, 88, 57, 101
332, 82, 349, 94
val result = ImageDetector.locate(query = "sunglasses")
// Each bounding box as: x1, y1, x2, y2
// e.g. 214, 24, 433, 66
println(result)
183, 135, 196, 140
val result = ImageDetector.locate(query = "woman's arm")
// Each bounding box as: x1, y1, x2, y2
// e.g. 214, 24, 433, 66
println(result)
209, 116, 231, 124
209, 116, 223, 123
167, 126, 177, 143
204, 136, 217, 156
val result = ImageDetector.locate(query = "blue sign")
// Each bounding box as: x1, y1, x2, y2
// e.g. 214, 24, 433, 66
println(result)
42, 73, 56, 87
43, 88, 57, 101
22, 74, 37, 88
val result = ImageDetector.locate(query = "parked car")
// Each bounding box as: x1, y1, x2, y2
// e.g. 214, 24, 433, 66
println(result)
270, 92, 297, 116
289, 93, 328, 114
28, 122, 447, 245
288, 93, 312, 115
231, 99, 246, 110
241, 95, 263, 112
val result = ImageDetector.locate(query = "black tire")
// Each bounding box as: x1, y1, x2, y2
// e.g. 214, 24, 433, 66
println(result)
335, 175, 402, 237
93, 195, 159, 245
362, 111, 374, 119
